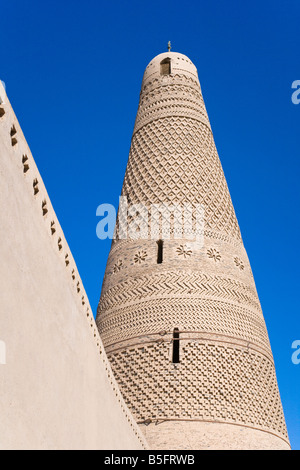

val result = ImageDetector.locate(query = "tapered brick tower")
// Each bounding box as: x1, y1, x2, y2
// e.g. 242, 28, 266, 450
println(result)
96, 51, 290, 449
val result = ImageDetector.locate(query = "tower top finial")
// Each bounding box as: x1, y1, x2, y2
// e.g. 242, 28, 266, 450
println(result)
168, 41, 171, 52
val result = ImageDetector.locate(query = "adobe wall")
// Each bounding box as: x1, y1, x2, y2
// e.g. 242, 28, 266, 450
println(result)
0, 82, 147, 450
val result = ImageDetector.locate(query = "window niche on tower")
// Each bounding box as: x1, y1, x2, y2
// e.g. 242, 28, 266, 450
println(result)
160, 58, 171, 76
157, 239, 163, 264
172, 328, 180, 363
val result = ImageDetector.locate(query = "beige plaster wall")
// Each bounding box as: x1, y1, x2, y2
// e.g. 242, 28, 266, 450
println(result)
0, 84, 147, 450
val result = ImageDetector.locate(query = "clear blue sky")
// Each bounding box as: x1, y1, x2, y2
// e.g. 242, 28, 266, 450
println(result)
1, 0, 299, 449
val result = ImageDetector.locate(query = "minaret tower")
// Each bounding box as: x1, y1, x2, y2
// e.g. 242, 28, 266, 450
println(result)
96, 50, 290, 450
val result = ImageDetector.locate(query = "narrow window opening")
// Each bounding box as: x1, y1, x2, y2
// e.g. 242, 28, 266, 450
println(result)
157, 239, 163, 264
160, 58, 171, 76
172, 328, 180, 363
0, 107, 5, 118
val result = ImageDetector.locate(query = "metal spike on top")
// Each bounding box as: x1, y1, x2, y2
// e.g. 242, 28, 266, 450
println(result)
168, 41, 171, 52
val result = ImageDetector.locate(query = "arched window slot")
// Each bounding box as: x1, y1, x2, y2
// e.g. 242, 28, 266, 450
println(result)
172, 328, 180, 363
157, 239, 163, 264
0, 106, 5, 118
160, 58, 171, 76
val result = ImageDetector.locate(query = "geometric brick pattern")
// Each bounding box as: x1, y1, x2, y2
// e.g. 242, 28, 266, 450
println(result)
133, 75, 210, 134
96, 51, 289, 448
121, 116, 241, 241
108, 341, 288, 440
98, 271, 262, 313
98, 297, 270, 353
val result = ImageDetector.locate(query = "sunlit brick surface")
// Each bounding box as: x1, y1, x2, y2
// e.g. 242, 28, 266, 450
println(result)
96, 52, 289, 449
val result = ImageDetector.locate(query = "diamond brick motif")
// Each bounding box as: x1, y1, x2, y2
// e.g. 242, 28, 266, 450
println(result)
97, 52, 289, 449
